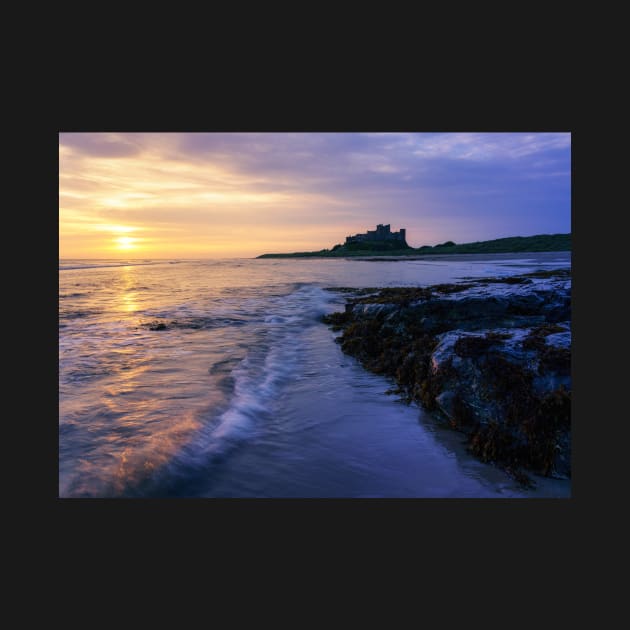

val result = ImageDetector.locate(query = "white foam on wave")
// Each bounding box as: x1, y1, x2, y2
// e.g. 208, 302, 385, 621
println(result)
211, 286, 333, 438
264, 314, 302, 324
164, 284, 334, 474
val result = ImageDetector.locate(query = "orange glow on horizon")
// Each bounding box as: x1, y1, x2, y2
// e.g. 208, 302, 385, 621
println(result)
58, 133, 463, 258
58, 133, 366, 259
60, 132, 572, 259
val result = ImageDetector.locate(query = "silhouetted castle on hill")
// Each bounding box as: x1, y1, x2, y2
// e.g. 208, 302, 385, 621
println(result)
345, 223, 407, 245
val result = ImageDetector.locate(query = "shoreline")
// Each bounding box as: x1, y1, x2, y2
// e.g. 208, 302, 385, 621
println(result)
351, 251, 572, 263
321, 267, 571, 489
257, 250, 571, 262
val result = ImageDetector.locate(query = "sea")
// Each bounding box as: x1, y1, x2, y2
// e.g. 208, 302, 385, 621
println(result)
59, 252, 571, 498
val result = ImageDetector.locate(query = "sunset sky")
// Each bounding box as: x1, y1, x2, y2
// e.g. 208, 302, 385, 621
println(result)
59, 132, 571, 258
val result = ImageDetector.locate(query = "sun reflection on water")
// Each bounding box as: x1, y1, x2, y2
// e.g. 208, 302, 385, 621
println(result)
118, 265, 138, 313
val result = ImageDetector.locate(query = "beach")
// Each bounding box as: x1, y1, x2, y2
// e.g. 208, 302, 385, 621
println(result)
59, 252, 571, 497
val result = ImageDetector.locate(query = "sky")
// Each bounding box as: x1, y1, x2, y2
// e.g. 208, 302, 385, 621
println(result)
59, 132, 571, 258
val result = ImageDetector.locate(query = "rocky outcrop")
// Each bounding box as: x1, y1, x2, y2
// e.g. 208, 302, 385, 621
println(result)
322, 269, 571, 485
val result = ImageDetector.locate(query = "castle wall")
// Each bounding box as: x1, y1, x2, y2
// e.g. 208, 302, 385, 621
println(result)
345, 224, 407, 245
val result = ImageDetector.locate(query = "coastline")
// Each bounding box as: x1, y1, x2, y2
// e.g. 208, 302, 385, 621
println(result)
256, 233, 571, 259
321, 267, 572, 488
256, 251, 572, 264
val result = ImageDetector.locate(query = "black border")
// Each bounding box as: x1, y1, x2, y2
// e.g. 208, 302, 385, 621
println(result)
50, 109, 586, 566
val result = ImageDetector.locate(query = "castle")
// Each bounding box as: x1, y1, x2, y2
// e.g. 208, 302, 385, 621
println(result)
345, 223, 407, 245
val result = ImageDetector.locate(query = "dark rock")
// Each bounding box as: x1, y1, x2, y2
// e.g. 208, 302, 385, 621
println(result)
322, 269, 571, 482
149, 322, 168, 331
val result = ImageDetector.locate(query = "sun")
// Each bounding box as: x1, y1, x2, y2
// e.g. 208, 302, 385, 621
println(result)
115, 236, 137, 250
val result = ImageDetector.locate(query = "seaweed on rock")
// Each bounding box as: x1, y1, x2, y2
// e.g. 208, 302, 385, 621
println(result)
320, 269, 572, 484
453, 332, 512, 358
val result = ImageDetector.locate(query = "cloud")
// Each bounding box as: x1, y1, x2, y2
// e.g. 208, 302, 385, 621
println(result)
59, 132, 571, 257
60, 132, 143, 158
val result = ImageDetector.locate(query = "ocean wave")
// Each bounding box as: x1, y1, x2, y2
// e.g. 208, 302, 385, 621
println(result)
182, 290, 326, 451
59, 309, 99, 319
138, 316, 248, 331
59, 261, 170, 271
60, 281, 335, 496
59, 292, 87, 299
128, 284, 334, 494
